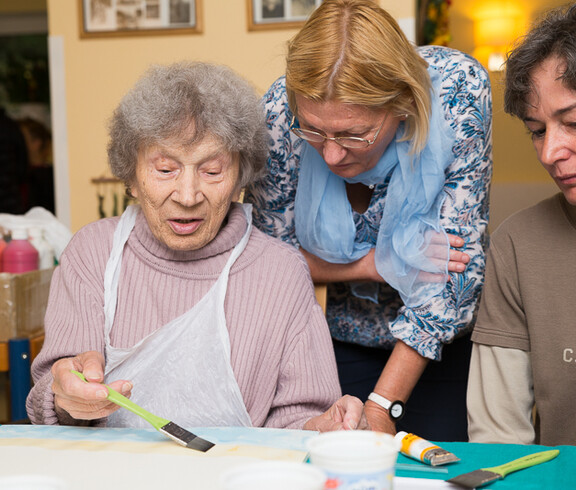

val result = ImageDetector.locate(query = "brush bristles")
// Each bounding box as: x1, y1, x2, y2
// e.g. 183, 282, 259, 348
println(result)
159, 422, 215, 452
447, 469, 502, 488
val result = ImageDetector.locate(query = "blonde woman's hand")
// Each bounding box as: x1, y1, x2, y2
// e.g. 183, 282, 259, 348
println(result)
364, 398, 396, 435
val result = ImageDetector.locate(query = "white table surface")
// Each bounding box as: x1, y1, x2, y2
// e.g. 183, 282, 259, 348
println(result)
0, 425, 313, 489
0, 425, 458, 489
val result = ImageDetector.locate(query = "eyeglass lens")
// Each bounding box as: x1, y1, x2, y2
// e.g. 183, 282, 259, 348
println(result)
289, 116, 385, 149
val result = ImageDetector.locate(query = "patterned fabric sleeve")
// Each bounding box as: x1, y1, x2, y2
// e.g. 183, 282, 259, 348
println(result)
390, 46, 492, 359
245, 46, 493, 361
244, 77, 302, 248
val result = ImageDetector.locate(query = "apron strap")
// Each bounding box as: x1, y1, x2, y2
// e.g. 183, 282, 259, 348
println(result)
104, 205, 139, 344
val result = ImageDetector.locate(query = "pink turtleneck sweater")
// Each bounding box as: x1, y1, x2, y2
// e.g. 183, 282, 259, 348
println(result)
26, 203, 341, 429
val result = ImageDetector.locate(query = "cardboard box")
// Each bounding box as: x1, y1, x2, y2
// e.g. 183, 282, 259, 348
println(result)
0, 268, 55, 342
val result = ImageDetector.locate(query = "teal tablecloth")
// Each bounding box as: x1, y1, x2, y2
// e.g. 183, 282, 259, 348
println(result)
396, 440, 574, 489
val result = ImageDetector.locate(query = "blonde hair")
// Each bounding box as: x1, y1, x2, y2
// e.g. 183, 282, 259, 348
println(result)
286, 0, 431, 153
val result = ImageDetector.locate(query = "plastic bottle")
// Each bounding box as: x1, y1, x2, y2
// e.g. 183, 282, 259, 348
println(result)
2, 228, 39, 273
28, 227, 55, 270
0, 227, 6, 273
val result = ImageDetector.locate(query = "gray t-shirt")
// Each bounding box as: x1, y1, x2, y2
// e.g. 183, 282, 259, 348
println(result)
471, 193, 576, 445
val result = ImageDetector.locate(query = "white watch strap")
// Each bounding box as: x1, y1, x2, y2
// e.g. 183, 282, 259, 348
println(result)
368, 392, 392, 410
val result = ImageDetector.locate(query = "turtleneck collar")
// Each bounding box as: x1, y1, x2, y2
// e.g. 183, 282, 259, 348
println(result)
130, 202, 248, 263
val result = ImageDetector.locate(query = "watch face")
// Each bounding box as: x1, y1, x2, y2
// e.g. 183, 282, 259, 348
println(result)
390, 402, 404, 420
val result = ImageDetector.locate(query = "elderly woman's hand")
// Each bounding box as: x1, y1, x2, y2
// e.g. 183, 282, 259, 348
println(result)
303, 395, 369, 432
51, 351, 132, 422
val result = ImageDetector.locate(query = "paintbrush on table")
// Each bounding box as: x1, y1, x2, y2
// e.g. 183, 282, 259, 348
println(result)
446, 449, 559, 488
71, 370, 214, 452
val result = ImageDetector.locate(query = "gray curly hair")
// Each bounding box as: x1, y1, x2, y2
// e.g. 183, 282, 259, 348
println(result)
505, 3, 576, 119
107, 61, 267, 189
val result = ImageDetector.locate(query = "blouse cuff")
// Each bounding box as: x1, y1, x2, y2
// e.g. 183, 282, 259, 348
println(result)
391, 316, 444, 360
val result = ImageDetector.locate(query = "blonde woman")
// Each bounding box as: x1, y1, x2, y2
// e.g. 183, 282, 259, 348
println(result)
245, 0, 492, 440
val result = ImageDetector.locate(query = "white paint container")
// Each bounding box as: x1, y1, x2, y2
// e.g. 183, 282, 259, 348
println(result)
307, 431, 399, 490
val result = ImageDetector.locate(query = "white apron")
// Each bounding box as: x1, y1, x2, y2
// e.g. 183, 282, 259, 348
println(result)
104, 204, 252, 428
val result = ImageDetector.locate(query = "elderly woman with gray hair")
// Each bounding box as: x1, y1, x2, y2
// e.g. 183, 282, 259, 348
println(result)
26, 61, 365, 432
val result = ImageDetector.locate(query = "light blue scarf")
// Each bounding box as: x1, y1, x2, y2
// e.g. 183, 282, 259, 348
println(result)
294, 68, 456, 307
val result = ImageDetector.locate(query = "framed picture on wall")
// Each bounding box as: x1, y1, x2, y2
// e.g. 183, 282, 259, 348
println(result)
79, 0, 202, 38
247, 0, 322, 31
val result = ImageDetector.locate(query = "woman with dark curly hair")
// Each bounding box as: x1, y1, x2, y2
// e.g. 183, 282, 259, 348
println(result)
468, 3, 576, 446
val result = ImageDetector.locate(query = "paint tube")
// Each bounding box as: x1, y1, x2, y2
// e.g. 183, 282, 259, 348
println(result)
394, 431, 460, 466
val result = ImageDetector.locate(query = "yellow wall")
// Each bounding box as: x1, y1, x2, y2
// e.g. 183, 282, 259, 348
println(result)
47, 0, 414, 232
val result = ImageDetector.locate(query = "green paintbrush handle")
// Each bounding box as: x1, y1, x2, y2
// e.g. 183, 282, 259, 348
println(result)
484, 449, 560, 478
71, 370, 170, 430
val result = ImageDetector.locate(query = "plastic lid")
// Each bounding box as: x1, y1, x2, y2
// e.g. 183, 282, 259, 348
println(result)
307, 431, 398, 471
11, 228, 29, 240
394, 431, 408, 443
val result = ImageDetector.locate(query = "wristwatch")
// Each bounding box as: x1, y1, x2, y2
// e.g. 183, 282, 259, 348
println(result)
368, 392, 405, 421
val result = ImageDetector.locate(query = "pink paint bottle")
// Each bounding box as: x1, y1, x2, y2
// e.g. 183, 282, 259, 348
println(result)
3, 228, 39, 273
0, 229, 6, 273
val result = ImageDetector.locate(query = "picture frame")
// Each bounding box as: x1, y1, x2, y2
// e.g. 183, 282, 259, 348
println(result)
79, 0, 202, 38
247, 0, 322, 31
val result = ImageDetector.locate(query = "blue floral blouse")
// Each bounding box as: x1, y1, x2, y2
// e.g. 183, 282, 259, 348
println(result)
244, 46, 493, 360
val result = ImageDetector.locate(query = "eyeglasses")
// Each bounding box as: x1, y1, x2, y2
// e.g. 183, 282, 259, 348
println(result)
289, 115, 387, 149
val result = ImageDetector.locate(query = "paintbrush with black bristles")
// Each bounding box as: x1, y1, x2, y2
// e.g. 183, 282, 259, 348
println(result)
72, 370, 214, 452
